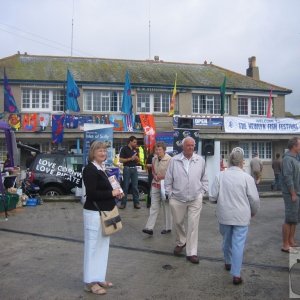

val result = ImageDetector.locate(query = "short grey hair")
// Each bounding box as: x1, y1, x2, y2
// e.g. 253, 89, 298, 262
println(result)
182, 136, 195, 146
229, 147, 244, 167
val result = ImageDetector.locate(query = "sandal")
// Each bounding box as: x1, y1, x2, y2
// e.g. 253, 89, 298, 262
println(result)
98, 281, 114, 288
84, 283, 107, 295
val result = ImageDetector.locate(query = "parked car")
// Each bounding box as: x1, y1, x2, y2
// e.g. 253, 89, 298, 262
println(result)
25, 152, 83, 196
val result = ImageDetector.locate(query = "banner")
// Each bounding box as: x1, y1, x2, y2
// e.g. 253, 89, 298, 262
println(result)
52, 114, 65, 144
224, 116, 300, 134
8, 114, 21, 131
156, 132, 174, 147
83, 124, 114, 166
173, 129, 200, 155
140, 114, 156, 151
22, 113, 37, 131
173, 115, 223, 127
66, 69, 80, 112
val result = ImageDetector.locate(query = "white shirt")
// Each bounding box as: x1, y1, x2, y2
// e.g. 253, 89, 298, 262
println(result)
180, 152, 193, 173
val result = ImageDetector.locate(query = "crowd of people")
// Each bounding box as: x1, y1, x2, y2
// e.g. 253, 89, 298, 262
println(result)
82, 136, 300, 295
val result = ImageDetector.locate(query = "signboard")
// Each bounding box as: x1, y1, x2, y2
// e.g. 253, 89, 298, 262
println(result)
173, 115, 223, 128
224, 116, 300, 134
83, 124, 114, 166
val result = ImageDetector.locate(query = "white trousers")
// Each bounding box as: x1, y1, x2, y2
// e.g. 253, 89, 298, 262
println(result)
169, 197, 202, 256
145, 187, 173, 231
83, 209, 110, 283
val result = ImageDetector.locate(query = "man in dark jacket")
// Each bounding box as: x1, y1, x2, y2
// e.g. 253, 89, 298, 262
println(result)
281, 137, 300, 253
271, 153, 282, 191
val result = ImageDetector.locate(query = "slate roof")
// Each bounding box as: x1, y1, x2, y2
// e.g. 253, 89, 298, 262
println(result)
0, 53, 292, 95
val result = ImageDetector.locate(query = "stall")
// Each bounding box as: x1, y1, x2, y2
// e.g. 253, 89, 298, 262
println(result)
0, 121, 18, 219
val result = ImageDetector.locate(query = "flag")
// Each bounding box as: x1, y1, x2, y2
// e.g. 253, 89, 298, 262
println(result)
140, 114, 156, 151
52, 114, 65, 144
66, 69, 80, 112
4, 70, 19, 113
168, 73, 177, 117
121, 70, 132, 114
267, 89, 273, 118
220, 76, 226, 116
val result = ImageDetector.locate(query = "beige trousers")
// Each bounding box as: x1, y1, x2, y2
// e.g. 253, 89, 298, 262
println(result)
169, 197, 202, 256
145, 187, 173, 231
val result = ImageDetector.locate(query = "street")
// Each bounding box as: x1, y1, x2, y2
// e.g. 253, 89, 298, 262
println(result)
0, 196, 299, 300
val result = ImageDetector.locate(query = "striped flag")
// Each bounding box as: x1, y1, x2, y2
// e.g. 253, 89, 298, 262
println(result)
267, 89, 273, 118
168, 73, 177, 117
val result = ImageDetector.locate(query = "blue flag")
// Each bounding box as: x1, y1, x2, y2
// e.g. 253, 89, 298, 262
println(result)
121, 70, 133, 114
4, 70, 19, 113
66, 69, 80, 112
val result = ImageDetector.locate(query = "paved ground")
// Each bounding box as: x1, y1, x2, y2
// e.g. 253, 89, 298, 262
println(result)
0, 195, 299, 300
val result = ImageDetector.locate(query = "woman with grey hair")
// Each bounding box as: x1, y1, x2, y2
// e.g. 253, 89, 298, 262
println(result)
209, 147, 260, 285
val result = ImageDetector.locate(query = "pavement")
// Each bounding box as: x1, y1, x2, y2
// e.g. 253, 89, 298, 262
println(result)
0, 192, 299, 300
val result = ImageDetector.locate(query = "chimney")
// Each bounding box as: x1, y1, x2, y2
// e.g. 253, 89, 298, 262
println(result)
246, 56, 260, 80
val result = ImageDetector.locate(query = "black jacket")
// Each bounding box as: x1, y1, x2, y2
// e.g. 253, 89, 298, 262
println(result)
83, 162, 116, 211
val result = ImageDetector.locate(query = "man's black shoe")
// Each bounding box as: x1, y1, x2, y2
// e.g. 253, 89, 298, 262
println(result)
134, 203, 141, 209
142, 229, 153, 235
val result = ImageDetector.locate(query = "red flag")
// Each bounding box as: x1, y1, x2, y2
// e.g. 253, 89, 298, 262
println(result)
267, 89, 273, 118
139, 114, 156, 151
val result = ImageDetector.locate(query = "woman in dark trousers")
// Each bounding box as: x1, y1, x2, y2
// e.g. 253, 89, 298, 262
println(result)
83, 141, 123, 295
146, 151, 154, 208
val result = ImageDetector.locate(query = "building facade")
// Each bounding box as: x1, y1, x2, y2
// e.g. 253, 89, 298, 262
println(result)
0, 53, 293, 179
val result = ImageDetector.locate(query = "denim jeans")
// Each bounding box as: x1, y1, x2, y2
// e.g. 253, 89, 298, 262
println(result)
272, 174, 281, 191
121, 166, 139, 206
219, 224, 248, 277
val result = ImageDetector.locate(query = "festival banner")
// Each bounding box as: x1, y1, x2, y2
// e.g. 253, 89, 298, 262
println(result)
22, 113, 37, 131
173, 129, 200, 155
109, 114, 125, 131
65, 114, 79, 129
139, 114, 156, 151
39, 113, 50, 130
52, 114, 65, 144
224, 116, 300, 134
8, 114, 21, 131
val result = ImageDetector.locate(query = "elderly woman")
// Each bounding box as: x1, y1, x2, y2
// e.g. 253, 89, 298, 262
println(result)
209, 147, 260, 285
83, 141, 123, 295
142, 142, 172, 235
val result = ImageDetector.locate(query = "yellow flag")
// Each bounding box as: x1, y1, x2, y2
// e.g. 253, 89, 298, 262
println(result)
168, 73, 177, 117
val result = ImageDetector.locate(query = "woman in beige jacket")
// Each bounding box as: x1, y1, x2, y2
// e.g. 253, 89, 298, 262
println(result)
143, 142, 172, 235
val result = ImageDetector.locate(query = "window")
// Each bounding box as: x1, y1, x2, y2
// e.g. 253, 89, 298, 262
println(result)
83, 90, 122, 112
53, 90, 65, 112
220, 141, 229, 159
238, 141, 271, 160
22, 88, 64, 112
192, 94, 229, 114
137, 92, 171, 113
238, 96, 269, 116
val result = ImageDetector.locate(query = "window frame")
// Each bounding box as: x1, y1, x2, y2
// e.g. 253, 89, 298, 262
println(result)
83, 90, 123, 113
238, 96, 269, 117
192, 93, 229, 115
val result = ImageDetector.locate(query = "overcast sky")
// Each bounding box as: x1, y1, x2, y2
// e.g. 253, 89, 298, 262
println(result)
0, 0, 299, 114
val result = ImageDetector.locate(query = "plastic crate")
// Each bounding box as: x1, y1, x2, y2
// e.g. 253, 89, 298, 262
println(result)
26, 198, 38, 206
0, 193, 19, 212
